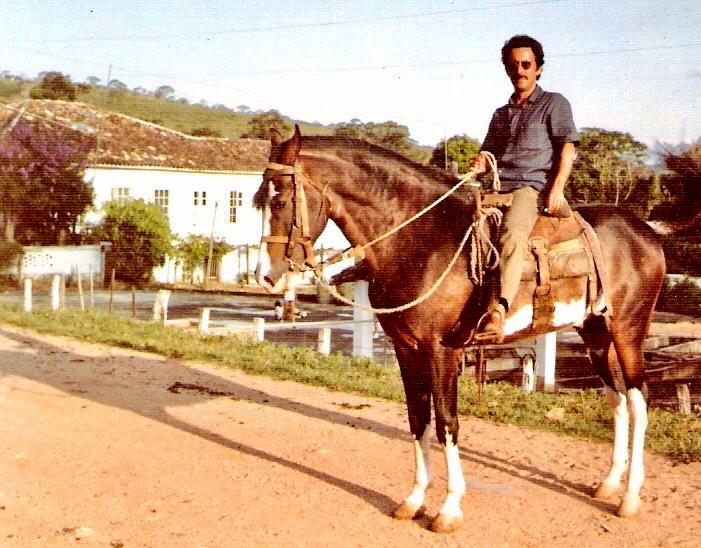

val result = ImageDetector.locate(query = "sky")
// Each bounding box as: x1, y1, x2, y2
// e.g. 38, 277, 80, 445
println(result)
1, 0, 699, 149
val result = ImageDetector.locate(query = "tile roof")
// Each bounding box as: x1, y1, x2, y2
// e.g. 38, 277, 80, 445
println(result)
0, 99, 270, 172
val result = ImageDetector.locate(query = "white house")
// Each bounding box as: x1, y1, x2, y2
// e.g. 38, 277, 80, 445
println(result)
2, 100, 348, 283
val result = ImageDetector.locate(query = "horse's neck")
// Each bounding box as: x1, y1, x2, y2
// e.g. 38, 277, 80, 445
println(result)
303, 150, 452, 268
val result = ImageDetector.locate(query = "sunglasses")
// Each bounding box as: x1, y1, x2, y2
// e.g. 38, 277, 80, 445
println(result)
506, 60, 535, 71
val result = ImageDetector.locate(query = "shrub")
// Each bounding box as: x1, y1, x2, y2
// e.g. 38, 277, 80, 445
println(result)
96, 200, 172, 284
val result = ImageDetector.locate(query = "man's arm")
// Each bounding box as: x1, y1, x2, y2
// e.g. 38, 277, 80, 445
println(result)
546, 141, 576, 214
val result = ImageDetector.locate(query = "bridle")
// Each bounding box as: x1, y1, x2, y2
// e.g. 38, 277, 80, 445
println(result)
260, 161, 321, 271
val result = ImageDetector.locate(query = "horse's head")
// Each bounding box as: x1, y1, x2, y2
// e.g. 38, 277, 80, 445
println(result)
254, 125, 330, 293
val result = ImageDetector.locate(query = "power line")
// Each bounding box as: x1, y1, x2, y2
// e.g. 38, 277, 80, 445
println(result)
21, 0, 568, 44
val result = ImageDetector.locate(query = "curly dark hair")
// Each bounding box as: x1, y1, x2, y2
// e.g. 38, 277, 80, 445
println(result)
501, 35, 545, 69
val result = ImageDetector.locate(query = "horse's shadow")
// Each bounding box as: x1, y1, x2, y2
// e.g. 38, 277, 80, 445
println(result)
0, 327, 617, 516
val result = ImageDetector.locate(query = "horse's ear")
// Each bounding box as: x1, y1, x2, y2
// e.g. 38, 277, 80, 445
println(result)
270, 128, 284, 146
281, 124, 302, 163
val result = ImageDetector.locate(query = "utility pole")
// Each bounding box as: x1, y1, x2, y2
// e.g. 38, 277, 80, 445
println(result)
444, 126, 448, 170
204, 201, 218, 288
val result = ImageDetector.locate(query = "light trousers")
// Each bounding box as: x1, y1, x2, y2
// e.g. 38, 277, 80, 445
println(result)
497, 186, 542, 309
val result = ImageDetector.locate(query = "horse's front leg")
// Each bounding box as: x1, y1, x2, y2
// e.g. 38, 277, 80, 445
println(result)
392, 346, 432, 521
430, 347, 465, 533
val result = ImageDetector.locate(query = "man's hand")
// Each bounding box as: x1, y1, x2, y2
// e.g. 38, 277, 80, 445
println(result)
468, 152, 488, 175
545, 187, 567, 215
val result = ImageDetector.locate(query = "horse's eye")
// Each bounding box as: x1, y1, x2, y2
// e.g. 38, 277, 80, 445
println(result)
271, 198, 286, 210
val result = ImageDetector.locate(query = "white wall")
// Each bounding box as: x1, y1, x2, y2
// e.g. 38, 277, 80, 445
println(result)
10, 245, 104, 278
85, 165, 265, 246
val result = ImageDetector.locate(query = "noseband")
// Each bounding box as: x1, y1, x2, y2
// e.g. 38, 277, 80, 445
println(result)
261, 161, 318, 270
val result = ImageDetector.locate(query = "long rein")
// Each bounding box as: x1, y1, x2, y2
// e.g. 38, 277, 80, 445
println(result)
285, 152, 501, 315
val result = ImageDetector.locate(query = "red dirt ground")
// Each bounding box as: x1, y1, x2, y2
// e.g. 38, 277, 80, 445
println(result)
0, 323, 699, 547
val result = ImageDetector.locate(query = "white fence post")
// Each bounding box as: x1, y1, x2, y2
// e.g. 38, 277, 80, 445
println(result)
153, 289, 171, 323
317, 328, 331, 355
353, 281, 374, 359
253, 317, 265, 342
536, 332, 557, 392
23, 278, 32, 313
521, 354, 535, 393
199, 308, 210, 334
50, 275, 60, 311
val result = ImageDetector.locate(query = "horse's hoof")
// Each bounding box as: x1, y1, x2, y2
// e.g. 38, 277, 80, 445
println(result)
593, 482, 620, 500
617, 495, 642, 518
392, 502, 426, 520
429, 513, 463, 533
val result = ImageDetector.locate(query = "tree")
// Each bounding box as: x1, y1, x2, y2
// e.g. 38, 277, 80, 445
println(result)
29, 71, 76, 101
86, 76, 101, 86
651, 141, 701, 276
108, 79, 127, 90
0, 121, 94, 244
154, 85, 175, 99
174, 235, 233, 283
237, 105, 250, 113
334, 119, 413, 155
568, 128, 655, 215
242, 110, 291, 139
97, 200, 172, 284
429, 134, 480, 173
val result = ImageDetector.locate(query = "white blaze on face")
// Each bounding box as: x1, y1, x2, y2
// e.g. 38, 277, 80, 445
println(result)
256, 182, 279, 279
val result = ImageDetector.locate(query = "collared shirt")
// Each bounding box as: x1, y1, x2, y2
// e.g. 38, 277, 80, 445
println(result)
480, 85, 579, 193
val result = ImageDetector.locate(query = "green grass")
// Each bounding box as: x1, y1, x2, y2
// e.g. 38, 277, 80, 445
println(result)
1, 304, 699, 461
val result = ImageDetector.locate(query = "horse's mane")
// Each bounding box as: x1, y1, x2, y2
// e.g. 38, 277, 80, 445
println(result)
301, 135, 459, 186
253, 135, 472, 210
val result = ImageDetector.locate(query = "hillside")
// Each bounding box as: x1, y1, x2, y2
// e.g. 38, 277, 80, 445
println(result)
0, 77, 431, 162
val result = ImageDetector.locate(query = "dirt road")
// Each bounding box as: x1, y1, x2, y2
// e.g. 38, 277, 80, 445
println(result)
0, 324, 699, 547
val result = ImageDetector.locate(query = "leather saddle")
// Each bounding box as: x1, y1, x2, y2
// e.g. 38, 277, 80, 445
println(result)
481, 191, 611, 328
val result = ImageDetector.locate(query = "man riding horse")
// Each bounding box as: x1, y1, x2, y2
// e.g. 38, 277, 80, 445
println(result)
444, 34, 579, 347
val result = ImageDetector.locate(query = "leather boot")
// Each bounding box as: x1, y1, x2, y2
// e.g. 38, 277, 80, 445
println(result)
473, 302, 506, 344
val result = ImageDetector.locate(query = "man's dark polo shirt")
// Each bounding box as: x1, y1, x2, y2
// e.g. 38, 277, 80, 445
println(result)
480, 85, 579, 193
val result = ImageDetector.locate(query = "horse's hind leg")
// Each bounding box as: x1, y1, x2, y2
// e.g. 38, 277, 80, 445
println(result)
611, 322, 649, 517
580, 314, 649, 518
392, 346, 432, 521
577, 317, 629, 500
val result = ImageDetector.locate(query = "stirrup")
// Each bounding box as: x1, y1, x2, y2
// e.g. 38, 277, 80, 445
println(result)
473, 304, 506, 344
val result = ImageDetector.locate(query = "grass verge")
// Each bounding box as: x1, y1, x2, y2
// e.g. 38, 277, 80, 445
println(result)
1, 305, 699, 461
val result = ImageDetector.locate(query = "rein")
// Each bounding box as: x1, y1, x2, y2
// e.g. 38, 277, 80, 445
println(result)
262, 152, 501, 314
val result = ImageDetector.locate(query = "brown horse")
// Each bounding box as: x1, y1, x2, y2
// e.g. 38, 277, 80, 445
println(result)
254, 126, 666, 533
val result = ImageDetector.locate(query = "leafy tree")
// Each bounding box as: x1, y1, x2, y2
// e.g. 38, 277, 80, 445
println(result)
29, 71, 76, 101
242, 110, 291, 139
652, 141, 701, 276
334, 119, 413, 155
237, 105, 251, 113
568, 128, 655, 215
429, 134, 481, 173
97, 199, 172, 284
0, 121, 94, 244
155, 85, 175, 99
86, 76, 101, 86
108, 79, 127, 90
174, 235, 233, 283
